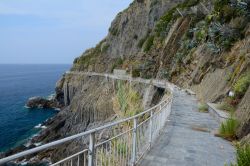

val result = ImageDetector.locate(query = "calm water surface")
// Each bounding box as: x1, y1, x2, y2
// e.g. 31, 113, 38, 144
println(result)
0, 64, 70, 152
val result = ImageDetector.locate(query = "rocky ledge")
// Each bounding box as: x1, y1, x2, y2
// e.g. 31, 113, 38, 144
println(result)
26, 96, 58, 109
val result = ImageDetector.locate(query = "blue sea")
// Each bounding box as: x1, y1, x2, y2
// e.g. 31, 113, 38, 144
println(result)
0, 64, 70, 152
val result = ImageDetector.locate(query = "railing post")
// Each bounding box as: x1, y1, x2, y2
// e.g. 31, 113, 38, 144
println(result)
149, 110, 153, 147
88, 132, 96, 166
131, 118, 137, 166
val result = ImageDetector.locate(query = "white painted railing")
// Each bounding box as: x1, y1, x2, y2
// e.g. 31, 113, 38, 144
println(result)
0, 95, 173, 166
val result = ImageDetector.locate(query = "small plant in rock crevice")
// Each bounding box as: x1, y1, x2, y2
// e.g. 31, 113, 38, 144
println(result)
233, 72, 250, 98
219, 117, 239, 140
198, 103, 209, 112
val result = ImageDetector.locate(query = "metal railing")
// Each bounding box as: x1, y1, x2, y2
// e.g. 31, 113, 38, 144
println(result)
0, 95, 173, 166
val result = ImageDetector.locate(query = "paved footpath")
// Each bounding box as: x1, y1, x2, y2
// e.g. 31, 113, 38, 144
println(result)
139, 90, 235, 166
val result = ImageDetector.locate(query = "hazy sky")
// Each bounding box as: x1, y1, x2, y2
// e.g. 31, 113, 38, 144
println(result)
0, 0, 132, 64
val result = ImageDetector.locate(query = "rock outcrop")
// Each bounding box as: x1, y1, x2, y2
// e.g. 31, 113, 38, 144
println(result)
236, 86, 250, 139
26, 97, 58, 109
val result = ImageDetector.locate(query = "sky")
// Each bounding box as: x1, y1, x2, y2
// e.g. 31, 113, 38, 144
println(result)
0, 0, 132, 64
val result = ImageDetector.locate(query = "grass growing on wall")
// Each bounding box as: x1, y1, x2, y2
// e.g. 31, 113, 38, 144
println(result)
219, 117, 238, 140
198, 103, 209, 112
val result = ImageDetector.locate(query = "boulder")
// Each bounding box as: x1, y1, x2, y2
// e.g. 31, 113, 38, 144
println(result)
26, 97, 56, 109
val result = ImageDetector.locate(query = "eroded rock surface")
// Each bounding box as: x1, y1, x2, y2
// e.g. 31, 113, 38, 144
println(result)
26, 97, 57, 109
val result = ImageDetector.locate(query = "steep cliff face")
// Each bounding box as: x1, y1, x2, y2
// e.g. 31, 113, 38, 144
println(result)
67, 0, 250, 141
49, 0, 250, 140
71, 0, 187, 72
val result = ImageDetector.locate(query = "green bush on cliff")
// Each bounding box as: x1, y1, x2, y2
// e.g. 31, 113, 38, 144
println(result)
228, 144, 250, 166
155, 0, 200, 36
138, 31, 150, 48
155, 7, 176, 36
111, 58, 124, 71
132, 69, 140, 78
235, 145, 250, 166
74, 43, 102, 67
234, 72, 250, 97
143, 35, 155, 52
109, 27, 119, 36
138, 38, 146, 48
214, 0, 230, 12
198, 103, 209, 112
214, 0, 249, 23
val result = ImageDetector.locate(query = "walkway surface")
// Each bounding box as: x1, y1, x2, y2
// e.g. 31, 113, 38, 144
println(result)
139, 90, 235, 166
66, 71, 175, 91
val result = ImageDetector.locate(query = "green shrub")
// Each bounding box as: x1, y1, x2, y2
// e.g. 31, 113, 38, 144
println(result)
113, 81, 143, 117
234, 72, 250, 97
111, 58, 124, 71
137, 32, 150, 48
138, 37, 147, 48
219, 118, 238, 140
214, 0, 230, 12
206, 42, 220, 54
117, 82, 128, 112
143, 35, 155, 52
132, 69, 140, 78
175, 38, 197, 63
155, 0, 200, 35
228, 144, 250, 166
155, 8, 176, 35
198, 103, 209, 112
195, 29, 207, 42
73, 57, 79, 64
101, 44, 110, 53
220, 5, 237, 22
235, 145, 250, 166
109, 27, 119, 36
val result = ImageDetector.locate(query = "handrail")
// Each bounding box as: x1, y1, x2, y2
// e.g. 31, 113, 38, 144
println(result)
0, 97, 171, 164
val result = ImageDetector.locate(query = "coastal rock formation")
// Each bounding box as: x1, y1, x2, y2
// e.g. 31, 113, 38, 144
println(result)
26, 97, 57, 109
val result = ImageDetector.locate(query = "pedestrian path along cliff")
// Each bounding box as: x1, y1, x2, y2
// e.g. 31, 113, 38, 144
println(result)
139, 90, 235, 166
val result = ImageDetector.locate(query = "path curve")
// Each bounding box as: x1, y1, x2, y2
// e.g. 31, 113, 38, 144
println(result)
66, 71, 176, 92
139, 90, 235, 166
